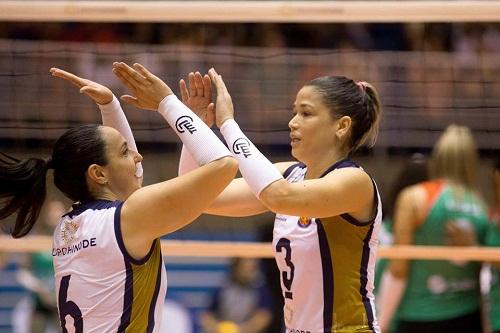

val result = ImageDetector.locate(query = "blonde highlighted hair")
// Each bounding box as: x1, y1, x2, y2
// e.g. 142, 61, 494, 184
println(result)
430, 124, 479, 190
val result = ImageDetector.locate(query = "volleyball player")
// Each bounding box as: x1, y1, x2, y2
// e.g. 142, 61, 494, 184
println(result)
0, 67, 238, 332
377, 125, 489, 333
486, 160, 500, 333
116, 64, 383, 333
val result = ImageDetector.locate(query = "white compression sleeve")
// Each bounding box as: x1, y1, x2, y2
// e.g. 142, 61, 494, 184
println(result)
178, 145, 199, 175
220, 119, 282, 197
98, 95, 143, 178
158, 95, 231, 165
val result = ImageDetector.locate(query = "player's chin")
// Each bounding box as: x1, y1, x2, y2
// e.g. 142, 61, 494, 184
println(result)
290, 146, 302, 160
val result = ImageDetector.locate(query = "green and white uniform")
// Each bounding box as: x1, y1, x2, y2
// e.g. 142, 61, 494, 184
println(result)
486, 207, 500, 333
398, 180, 489, 322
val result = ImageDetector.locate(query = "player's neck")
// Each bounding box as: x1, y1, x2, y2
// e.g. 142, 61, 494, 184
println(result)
94, 190, 119, 202
305, 150, 348, 179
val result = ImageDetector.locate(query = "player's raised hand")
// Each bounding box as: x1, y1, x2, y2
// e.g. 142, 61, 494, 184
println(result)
208, 68, 234, 128
50, 67, 113, 105
112, 62, 173, 111
179, 71, 214, 127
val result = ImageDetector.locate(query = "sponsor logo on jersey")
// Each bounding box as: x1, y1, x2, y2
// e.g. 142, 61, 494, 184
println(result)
175, 115, 197, 134
275, 215, 287, 222
298, 216, 312, 228
60, 218, 79, 244
232, 138, 252, 158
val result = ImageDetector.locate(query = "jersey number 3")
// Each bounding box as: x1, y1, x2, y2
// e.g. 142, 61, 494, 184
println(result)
58, 275, 83, 333
276, 237, 295, 299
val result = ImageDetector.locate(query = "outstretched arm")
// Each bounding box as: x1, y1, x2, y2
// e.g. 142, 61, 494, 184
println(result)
50, 67, 143, 178
177, 70, 269, 217
209, 68, 374, 218
112, 62, 239, 258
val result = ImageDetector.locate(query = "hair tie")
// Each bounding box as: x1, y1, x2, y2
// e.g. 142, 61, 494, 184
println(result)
357, 81, 368, 91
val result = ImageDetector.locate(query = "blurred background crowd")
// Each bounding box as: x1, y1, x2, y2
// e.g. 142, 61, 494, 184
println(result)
2, 22, 500, 52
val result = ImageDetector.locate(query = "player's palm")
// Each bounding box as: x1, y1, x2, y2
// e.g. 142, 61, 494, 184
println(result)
180, 72, 214, 127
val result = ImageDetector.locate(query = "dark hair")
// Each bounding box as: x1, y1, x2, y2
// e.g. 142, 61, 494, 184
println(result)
0, 124, 107, 238
306, 76, 382, 152
384, 153, 428, 220
494, 158, 500, 172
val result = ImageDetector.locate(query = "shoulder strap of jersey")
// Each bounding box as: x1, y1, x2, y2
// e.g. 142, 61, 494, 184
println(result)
420, 179, 446, 218
320, 158, 359, 177
321, 159, 378, 226
64, 199, 123, 218
283, 162, 306, 179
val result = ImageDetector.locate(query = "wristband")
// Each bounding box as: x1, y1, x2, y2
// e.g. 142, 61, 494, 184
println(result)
220, 119, 282, 196
99, 95, 143, 178
159, 95, 231, 165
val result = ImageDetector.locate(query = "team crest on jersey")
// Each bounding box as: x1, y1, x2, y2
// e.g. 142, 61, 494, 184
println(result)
60, 219, 79, 245
298, 216, 312, 228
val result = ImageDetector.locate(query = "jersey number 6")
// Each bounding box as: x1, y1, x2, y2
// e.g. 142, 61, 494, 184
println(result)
58, 275, 83, 333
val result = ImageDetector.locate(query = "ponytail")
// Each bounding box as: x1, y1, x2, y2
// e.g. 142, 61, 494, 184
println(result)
0, 152, 52, 238
355, 82, 382, 150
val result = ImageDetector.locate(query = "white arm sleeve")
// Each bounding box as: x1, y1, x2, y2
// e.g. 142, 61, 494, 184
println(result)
178, 145, 199, 175
158, 95, 231, 165
220, 119, 283, 197
98, 95, 143, 178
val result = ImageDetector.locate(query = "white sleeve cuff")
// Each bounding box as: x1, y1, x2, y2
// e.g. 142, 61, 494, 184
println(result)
159, 95, 231, 165
98, 95, 143, 178
220, 119, 282, 197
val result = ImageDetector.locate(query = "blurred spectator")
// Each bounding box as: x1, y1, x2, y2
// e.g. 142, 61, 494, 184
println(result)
200, 258, 272, 333
377, 125, 489, 333
368, 23, 408, 50
486, 159, 500, 333
0, 250, 29, 333
162, 299, 193, 333
374, 153, 428, 333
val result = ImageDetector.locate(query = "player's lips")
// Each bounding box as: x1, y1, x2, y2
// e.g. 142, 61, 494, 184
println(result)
290, 134, 301, 146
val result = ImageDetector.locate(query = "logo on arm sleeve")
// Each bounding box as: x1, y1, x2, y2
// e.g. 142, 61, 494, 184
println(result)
232, 138, 252, 158
175, 115, 197, 134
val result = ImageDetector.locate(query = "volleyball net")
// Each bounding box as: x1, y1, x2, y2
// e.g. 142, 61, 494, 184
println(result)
1, 40, 499, 149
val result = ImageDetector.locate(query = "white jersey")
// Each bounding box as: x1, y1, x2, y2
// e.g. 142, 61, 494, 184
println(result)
52, 200, 167, 333
272, 160, 382, 333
